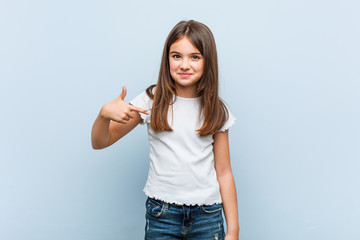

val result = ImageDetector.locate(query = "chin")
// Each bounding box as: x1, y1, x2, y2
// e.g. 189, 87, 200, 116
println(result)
176, 81, 196, 87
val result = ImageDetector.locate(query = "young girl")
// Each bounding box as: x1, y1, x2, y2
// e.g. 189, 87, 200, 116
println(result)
91, 20, 239, 240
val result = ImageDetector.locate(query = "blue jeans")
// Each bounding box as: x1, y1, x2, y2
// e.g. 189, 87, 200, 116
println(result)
144, 197, 225, 240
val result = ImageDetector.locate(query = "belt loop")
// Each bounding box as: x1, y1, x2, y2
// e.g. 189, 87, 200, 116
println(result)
164, 202, 169, 211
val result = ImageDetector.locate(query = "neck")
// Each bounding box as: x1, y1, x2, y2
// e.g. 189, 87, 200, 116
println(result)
175, 85, 197, 98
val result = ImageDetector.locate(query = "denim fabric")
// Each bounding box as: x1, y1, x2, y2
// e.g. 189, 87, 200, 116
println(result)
144, 197, 225, 240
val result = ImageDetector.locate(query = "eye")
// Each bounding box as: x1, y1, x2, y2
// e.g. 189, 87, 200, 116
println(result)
192, 55, 201, 60
172, 54, 181, 59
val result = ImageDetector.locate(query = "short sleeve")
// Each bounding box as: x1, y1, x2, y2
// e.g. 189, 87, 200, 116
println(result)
129, 91, 153, 124
218, 104, 236, 132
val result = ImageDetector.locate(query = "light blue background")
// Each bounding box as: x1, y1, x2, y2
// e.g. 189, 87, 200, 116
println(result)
1, 0, 359, 239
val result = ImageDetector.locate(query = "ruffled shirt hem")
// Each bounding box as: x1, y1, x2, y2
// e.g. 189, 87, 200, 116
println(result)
218, 116, 236, 132
143, 188, 223, 206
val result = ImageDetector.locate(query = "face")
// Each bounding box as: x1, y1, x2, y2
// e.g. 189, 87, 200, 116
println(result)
169, 36, 204, 97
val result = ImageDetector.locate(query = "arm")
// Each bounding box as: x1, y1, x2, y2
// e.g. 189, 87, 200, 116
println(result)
213, 130, 239, 239
91, 86, 148, 149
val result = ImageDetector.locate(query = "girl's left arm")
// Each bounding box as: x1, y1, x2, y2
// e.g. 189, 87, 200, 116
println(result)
213, 130, 239, 239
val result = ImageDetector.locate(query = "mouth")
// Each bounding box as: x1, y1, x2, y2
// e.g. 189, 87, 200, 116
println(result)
178, 73, 192, 78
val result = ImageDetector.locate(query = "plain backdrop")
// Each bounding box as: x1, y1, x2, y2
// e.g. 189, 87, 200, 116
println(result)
1, 0, 359, 239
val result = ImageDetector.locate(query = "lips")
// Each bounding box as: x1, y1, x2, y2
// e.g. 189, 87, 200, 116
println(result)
178, 73, 192, 78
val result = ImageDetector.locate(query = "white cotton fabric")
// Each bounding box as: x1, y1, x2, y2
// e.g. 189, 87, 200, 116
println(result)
130, 90, 236, 206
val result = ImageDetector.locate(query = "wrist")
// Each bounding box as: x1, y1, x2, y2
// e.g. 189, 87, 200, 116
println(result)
99, 105, 109, 119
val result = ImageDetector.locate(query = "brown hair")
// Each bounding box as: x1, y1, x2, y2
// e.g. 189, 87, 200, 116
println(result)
146, 20, 228, 136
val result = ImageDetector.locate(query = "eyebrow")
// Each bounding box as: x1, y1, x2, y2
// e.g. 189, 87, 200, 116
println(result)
169, 51, 202, 55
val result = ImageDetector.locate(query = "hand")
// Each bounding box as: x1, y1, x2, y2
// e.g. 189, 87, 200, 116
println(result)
100, 86, 149, 124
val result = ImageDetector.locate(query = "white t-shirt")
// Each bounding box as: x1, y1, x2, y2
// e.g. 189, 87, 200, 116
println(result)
130, 90, 236, 206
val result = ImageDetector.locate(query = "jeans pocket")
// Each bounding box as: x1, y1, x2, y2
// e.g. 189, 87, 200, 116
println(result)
146, 197, 166, 217
200, 203, 223, 214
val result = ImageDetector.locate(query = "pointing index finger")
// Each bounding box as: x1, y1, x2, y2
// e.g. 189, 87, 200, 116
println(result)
130, 105, 149, 115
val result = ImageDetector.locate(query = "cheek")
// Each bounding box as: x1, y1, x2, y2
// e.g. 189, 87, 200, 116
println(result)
194, 62, 204, 74
169, 60, 179, 72
169, 61, 178, 79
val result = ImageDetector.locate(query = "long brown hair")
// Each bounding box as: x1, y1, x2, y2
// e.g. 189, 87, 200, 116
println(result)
146, 20, 228, 136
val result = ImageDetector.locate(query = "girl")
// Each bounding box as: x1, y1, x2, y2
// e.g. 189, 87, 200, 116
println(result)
91, 20, 239, 240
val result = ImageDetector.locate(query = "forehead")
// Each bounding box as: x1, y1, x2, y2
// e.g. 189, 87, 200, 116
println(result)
169, 36, 201, 54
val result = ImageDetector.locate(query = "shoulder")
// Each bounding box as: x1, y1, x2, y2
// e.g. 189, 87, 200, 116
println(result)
129, 85, 156, 124
129, 85, 156, 110
218, 99, 236, 132
219, 99, 231, 112
145, 84, 156, 99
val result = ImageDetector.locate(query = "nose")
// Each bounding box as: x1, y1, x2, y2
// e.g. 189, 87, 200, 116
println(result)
180, 59, 190, 70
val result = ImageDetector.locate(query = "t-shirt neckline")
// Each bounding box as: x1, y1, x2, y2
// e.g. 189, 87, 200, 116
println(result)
174, 95, 201, 101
